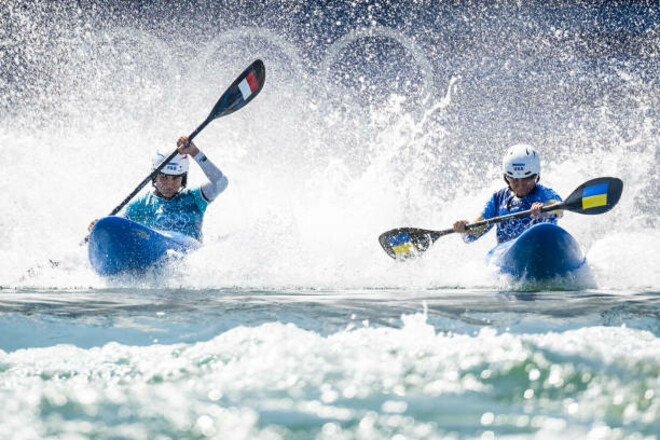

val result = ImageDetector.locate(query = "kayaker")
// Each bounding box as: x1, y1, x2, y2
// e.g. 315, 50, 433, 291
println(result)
88, 136, 228, 241
453, 144, 562, 243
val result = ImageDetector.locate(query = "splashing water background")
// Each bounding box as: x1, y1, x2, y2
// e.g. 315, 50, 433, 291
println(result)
0, 0, 657, 290
0, 1, 659, 439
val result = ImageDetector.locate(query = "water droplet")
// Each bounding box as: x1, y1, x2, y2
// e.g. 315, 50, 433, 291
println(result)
480, 412, 494, 425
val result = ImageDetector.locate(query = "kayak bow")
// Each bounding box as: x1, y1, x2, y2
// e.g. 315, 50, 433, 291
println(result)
88, 217, 201, 275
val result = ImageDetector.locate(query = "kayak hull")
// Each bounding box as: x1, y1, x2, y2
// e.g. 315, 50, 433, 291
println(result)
487, 223, 585, 279
88, 217, 201, 276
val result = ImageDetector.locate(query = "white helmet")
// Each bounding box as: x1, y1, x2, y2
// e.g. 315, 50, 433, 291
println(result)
503, 144, 540, 179
151, 149, 189, 175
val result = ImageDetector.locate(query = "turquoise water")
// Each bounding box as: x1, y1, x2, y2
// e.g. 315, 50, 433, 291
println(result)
1, 288, 658, 439
1, 0, 659, 438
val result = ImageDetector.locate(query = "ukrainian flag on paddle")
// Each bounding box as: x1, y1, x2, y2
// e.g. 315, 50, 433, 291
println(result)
388, 232, 417, 256
581, 182, 609, 210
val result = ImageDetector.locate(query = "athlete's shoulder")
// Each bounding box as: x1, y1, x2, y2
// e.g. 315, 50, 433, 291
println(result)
492, 187, 513, 203
481, 187, 511, 218
126, 191, 153, 208
495, 187, 512, 197
176, 186, 208, 210
124, 191, 156, 218
536, 184, 562, 201
177, 187, 204, 200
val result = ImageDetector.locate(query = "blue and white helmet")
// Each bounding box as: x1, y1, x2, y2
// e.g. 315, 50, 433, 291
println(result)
503, 144, 540, 179
151, 149, 190, 176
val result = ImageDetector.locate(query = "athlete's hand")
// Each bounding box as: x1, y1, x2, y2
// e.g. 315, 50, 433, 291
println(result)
530, 202, 545, 219
177, 136, 200, 157
453, 220, 469, 233
88, 219, 98, 232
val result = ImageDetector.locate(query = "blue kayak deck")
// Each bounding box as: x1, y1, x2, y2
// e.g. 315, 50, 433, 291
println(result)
487, 223, 585, 279
88, 217, 201, 276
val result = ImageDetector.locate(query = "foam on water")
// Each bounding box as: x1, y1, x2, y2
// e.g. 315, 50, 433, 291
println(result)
1, 313, 658, 439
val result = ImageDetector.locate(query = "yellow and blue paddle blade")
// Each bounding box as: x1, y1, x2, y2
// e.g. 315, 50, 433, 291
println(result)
564, 177, 624, 215
378, 227, 449, 260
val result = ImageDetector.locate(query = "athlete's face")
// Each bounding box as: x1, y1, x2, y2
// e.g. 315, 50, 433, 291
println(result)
155, 173, 183, 198
506, 175, 537, 198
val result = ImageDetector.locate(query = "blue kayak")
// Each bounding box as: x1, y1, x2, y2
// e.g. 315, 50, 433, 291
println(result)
487, 223, 585, 279
88, 217, 201, 276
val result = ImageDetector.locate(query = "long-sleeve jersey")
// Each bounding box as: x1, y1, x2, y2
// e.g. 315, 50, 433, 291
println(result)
122, 152, 228, 241
464, 184, 562, 244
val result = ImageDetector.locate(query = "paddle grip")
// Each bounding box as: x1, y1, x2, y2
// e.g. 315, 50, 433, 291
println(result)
466, 203, 565, 231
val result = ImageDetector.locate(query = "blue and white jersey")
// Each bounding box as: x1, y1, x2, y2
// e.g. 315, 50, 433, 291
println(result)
123, 188, 208, 241
465, 184, 562, 244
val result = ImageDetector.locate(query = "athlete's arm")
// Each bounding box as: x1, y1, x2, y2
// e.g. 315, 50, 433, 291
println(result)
193, 152, 228, 202
177, 136, 228, 202
459, 191, 499, 243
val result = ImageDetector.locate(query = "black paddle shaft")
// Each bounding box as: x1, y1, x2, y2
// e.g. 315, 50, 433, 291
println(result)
106, 60, 265, 217
427, 177, 623, 241
464, 176, 623, 231
463, 203, 564, 232
107, 119, 211, 216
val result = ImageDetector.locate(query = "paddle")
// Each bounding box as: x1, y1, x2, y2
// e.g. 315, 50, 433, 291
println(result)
80, 60, 265, 245
378, 177, 624, 260
108, 59, 266, 217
